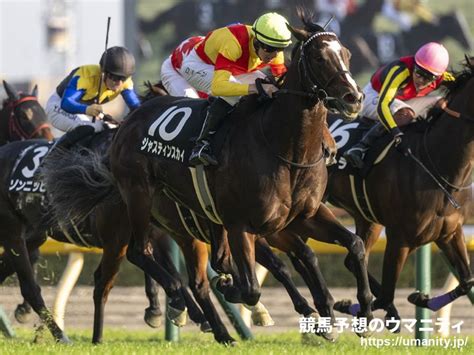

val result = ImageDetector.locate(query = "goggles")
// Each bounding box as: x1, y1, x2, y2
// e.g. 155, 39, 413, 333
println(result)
413, 66, 438, 82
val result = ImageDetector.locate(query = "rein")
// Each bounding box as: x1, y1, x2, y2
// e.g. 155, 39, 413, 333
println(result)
421, 104, 473, 192
258, 106, 324, 168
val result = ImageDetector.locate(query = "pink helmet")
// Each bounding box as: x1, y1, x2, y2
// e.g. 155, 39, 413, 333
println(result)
415, 42, 449, 76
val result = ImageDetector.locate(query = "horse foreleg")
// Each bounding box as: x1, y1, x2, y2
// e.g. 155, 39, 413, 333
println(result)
409, 226, 473, 311
180, 238, 235, 344
143, 274, 163, 328
288, 205, 373, 326
227, 227, 260, 306
2, 233, 69, 343
150, 233, 208, 328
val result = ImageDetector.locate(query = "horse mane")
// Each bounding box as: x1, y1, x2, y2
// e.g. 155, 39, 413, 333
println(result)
442, 56, 474, 97
296, 6, 325, 33
139, 81, 168, 103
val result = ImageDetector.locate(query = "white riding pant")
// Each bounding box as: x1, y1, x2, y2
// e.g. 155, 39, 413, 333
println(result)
361, 83, 441, 122
46, 92, 105, 133
161, 49, 266, 104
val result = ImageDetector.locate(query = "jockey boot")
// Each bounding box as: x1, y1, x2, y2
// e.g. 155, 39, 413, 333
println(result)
343, 122, 386, 169
189, 98, 232, 166
53, 125, 95, 151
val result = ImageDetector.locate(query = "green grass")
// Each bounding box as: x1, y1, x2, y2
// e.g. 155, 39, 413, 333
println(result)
0, 329, 471, 355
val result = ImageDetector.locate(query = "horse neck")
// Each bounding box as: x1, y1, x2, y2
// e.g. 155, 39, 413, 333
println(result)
424, 110, 474, 187
261, 64, 326, 162
0, 107, 9, 144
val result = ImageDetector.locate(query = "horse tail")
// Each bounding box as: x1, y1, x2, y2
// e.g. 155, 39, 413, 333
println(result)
40, 147, 120, 228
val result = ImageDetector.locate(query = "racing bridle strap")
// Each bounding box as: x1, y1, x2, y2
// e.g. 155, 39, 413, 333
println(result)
7, 96, 51, 140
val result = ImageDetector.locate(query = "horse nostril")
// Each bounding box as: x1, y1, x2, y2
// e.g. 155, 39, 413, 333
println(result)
342, 93, 357, 104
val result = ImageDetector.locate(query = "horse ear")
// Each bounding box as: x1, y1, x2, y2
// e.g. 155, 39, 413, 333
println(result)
287, 23, 309, 42
31, 84, 38, 97
3, 80, 20, 101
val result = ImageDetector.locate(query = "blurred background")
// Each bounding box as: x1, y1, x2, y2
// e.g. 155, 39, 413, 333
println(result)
0, 0, 472, 288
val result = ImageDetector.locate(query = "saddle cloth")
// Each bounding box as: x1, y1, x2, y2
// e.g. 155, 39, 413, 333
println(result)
9, 141, 52, 193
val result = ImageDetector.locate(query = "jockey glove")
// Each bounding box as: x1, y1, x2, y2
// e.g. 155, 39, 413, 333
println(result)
85, 104, 103, 117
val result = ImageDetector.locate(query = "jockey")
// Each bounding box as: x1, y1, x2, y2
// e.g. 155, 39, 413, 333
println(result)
160, 12, 292, 166
46, 46, 140, 148
344, 42, 453, 169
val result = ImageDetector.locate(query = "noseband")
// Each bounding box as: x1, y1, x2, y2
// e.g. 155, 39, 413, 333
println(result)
6, 96, 50, 140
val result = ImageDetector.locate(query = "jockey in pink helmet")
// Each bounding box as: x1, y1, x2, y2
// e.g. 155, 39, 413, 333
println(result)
344, 42, 453, 169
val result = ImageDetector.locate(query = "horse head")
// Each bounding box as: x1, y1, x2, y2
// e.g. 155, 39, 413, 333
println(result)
286, 9, 363, 120
1, 80, 53, 142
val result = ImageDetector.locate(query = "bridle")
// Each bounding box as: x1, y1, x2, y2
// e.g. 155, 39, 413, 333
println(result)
6, 96, 50, 140
277, 31, 354, 114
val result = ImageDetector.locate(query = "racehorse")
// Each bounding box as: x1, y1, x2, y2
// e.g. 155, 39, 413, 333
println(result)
325, 58, 474, 318
0, 131, 199, 343
43, 9, 375, 324
0, 81, 53, 145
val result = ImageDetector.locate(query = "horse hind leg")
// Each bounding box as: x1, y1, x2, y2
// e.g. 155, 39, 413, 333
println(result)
150, 235, 210, 331
119, 183, 187, 325
340, 219, 402, 332
409, 228, 473, 311
181, 239, 236, 344
91, 243, 128, 344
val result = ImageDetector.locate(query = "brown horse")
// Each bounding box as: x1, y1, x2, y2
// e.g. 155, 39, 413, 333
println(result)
107, 10, 375, 321
39, 10, 374, 327
0, 132, 210, 343
0, 81, 53, 145
325, 59, 474, 318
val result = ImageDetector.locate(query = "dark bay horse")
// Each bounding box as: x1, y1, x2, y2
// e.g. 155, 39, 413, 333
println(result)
0, 132, 196, 343
38, 10, 374, 329
0, 81, 53, 145
107, 11, 375, 320
325, 59, 474, 317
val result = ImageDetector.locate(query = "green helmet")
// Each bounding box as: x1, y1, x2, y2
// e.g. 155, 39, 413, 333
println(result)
252, 12, 292, 48
100, 46, 135, 78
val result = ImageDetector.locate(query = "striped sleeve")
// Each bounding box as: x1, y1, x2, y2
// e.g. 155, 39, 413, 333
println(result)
376, 65, 410, 129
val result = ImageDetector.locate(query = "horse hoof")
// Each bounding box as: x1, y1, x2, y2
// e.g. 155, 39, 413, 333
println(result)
211, 274, 233, 289
307, 312, 338, 342
167, 306, 187, 327
58, 335, 72, 344
250, 303, 274, 327
333, 299, 353, 315
14, 305, 33, 324
144, 308, 163, 328
218, 335, 237, 346
407, 291, 429, 307
200, 321, 213, 333
301, 331, 333, 346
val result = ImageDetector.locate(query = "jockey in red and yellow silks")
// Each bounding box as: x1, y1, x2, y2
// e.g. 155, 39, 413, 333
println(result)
160, 12, 293, 166
344, 42, 453, 169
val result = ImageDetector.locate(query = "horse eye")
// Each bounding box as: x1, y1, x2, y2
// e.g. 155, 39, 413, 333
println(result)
315, 57, 325, 64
